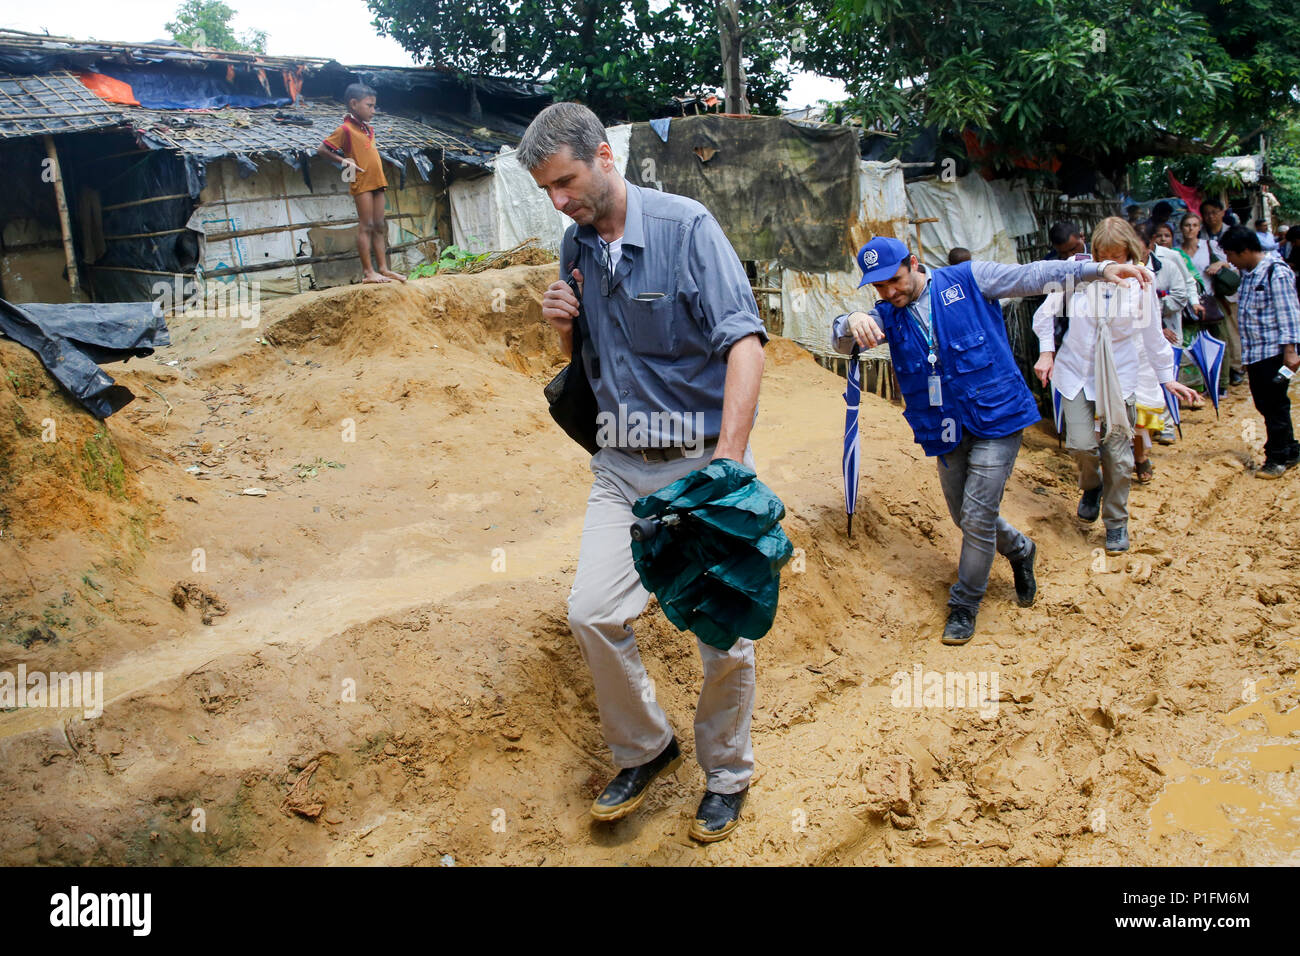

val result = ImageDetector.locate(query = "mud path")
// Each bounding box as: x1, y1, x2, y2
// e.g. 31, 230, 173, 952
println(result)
0, 265, 1295, 865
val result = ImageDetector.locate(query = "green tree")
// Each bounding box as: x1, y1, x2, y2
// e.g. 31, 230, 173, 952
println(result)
1266, 116, 1300, 223
166, 0, 268, 54
365, 0, 813, 121
807, 0, 1244, 179
1189, 0, 1300, 150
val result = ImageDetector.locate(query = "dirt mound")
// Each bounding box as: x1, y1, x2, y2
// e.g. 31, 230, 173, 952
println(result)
0, 340, 171, 653
261, 264, 563, 375
0, 339, 142, 540
0, 265, 1296, 867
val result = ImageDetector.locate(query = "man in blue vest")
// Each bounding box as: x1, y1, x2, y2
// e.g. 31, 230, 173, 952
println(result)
831, 237, 1152, 644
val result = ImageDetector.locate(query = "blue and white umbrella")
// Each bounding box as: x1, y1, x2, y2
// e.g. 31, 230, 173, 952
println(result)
1052, 386, 1066, 447
843, 346, 862, 537
1161, 346, 1184, 439
1187, 331, 1227, 417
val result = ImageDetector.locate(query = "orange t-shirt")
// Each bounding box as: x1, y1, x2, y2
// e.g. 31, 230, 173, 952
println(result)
323, 114, 388, 196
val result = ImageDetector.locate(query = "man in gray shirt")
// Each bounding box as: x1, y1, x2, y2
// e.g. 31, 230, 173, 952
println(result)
521, 102, 767, 843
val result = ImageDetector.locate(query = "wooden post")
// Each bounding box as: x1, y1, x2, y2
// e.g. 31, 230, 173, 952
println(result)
279, 166, 303, 294
909, 216, 940, 265
43, 135, 80, 296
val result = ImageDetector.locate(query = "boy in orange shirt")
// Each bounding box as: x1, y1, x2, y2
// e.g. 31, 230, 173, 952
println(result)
318, 83, 405, 283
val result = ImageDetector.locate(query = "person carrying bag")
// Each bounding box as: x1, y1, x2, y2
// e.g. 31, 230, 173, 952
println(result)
544, 225, 601, 454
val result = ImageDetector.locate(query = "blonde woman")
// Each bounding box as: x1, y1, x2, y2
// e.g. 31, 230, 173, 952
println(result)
1033, 218, 1200, 553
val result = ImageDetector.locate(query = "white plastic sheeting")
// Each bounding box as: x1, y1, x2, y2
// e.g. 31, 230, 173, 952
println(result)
448, 124, 632, 254
780, 159, 909, 354
781, 166, 1043, 354
905, 172, 1037, 269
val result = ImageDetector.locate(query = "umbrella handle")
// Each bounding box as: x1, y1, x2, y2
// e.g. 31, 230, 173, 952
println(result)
630, 513, 681, 542
630, 518, 659, 542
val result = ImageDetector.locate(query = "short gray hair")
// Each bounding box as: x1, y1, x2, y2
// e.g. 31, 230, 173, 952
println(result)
516, 102, 608, 171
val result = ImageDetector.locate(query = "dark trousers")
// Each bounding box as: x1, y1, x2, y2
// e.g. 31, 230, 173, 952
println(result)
1246, 353, 1299, 466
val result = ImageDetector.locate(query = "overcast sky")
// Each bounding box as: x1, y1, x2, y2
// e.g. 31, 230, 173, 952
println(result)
2, 0, 845, 109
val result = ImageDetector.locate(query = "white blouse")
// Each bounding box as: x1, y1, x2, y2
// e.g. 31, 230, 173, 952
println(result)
1033, 278, 1177, 403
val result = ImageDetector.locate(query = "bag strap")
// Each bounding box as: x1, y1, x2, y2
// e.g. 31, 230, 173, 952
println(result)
560, 224, 598, 373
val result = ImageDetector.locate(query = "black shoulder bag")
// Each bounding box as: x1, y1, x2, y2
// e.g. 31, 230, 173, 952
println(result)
544, 225, 602, 455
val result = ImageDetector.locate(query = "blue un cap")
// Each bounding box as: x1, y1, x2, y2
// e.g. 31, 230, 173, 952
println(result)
856, 236, 912, 287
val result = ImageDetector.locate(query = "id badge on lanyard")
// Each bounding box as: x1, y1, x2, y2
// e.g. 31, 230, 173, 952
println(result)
927, 353, 942, 406
914, 298, 942, 406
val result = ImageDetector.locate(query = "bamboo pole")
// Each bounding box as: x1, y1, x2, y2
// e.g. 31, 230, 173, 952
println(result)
204, 212, 418, 243
279, 166, 303, 295
83, 265, 190, 277
103, 228, 188, 241
101, 193, 190, 212
42, 134, 80, 295
202, 236, 434, 278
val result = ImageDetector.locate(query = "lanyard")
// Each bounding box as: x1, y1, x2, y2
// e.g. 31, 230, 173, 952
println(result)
907, 293, 938, 368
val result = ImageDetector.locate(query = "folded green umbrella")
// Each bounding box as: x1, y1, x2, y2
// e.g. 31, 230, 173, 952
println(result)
629, 459, 793, 651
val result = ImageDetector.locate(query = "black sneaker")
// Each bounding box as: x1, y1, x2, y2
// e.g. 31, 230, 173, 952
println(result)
590, 736, 683, 822
941, 606, 978, 645
1010, 540, 1037, 608
1077, 485, 1102, 523
688, 787, 748, 843
1256, 462, 1287, 480
1229, 369, 1246, 386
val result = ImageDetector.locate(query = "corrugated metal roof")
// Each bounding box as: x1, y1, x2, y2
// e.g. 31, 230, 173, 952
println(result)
0, 70, 124, 138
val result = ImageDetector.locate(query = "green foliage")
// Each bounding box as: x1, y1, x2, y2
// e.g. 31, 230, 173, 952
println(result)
409, 244, 489, 277
166, 0, 268, 54
1267, 116, 1300, 222
1128, 153, 1215, 201
811, 0, 1237, 169
1188, 0, 1300, 145
81, 430, 126, 498
366, 0, 808, 121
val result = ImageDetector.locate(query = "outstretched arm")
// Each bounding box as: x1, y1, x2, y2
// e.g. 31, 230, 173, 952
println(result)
970, 258, 1151, 300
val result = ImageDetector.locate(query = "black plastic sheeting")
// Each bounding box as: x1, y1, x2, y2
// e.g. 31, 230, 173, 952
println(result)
56, 134, 199, 302
627, 115, 861, 273
353, 68, 548, 103
0, 299, 170, 418
0, 38, 261, 76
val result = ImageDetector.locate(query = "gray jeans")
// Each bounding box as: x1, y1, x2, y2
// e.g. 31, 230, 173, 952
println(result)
566, 445, 756, 794
936, 431, 1033, 614
1061, 392, 1136, 530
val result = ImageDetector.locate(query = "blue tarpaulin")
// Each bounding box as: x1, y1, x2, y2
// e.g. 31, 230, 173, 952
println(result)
97, 66, 290, 110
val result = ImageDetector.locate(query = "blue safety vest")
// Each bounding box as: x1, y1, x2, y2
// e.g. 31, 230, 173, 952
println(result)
876, 262, 1041, 456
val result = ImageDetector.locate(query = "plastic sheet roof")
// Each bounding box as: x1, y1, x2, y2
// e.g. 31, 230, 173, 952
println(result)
0, 70, 124, 138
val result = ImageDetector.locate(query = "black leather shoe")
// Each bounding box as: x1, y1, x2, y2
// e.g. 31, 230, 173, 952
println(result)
941, 606, 978, 645
1010, 540, 1037, 607
1077, 485, 1102, 523
590, 736, 682, 821
688, 787, 748, 843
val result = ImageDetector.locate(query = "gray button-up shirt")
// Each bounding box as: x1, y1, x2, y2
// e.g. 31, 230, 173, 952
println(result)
567, 181, 768, 449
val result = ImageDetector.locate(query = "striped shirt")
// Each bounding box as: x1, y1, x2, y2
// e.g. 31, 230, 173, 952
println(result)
1237, 252, 1300, 365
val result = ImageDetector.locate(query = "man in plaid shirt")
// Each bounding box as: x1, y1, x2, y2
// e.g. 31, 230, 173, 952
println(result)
1220, 225, 1300, 478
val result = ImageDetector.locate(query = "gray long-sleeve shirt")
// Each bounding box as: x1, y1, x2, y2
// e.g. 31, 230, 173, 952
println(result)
569, 181, 768, 449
